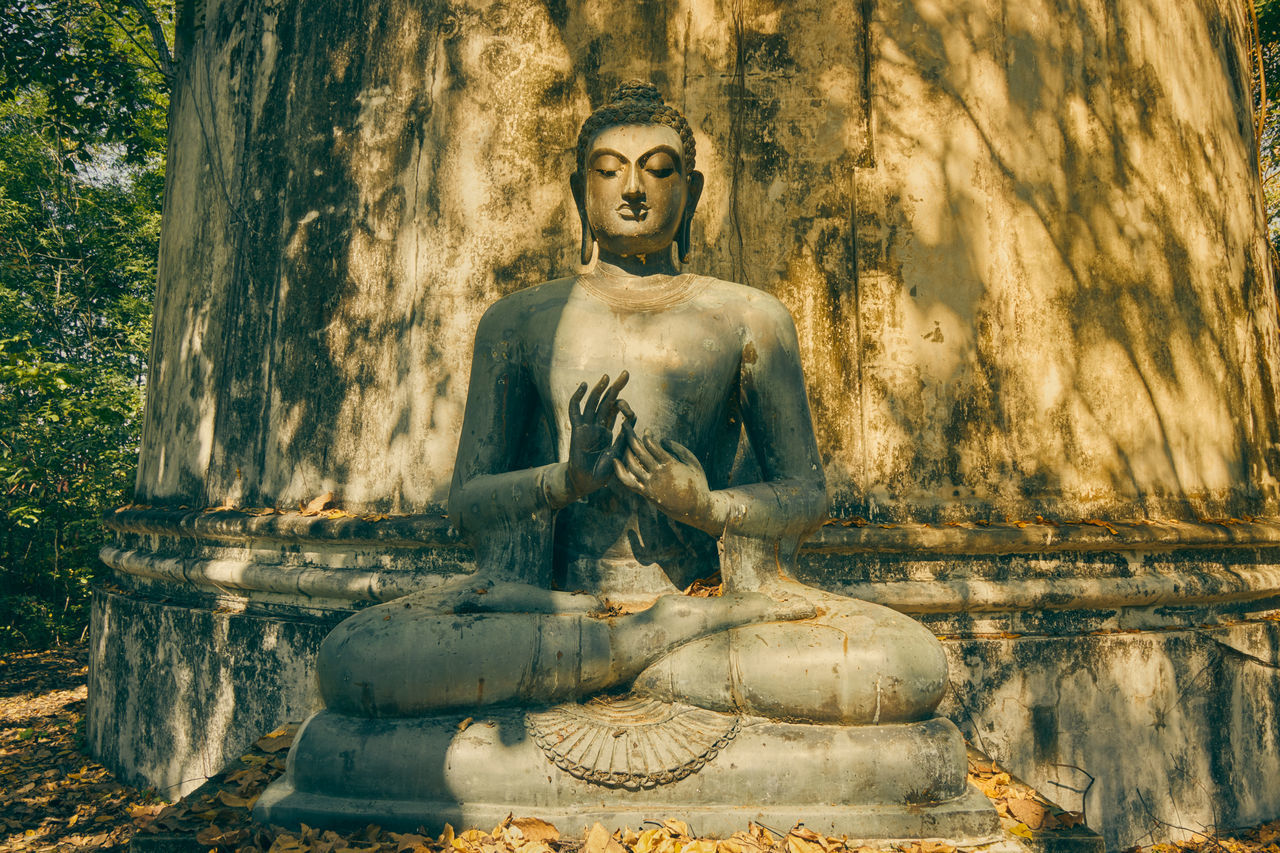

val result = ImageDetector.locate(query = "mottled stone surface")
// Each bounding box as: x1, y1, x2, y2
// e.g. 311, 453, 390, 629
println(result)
87, 586, 346, 797
255, 712, 997, 839
941, 621, 1280, 851
137, 0, 1278, 522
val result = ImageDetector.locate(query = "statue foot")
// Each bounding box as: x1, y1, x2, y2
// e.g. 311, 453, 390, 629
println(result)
621, 590, 816, 634
721, 588, 819, 623
397, 573, 600, 614
602, 590, 817, 685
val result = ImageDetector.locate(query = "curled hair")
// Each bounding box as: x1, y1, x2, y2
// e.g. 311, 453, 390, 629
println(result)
575, 80, 696, 176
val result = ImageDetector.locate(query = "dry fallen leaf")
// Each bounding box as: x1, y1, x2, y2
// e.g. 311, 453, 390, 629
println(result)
216, 788, 257, 809
919, 839, 956, 853
1003, 794, 1044, 824
256, 728, 297, 752
584, 822, 629, 853
302, 491, 336, 515
509, 816, 559, 843
786, 828, 827, 853
269, 833, 308, 852
392, 832, 433, 853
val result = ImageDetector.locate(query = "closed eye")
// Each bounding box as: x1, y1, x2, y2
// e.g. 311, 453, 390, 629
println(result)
594, 168, 620, 178
640, 149, 679, 178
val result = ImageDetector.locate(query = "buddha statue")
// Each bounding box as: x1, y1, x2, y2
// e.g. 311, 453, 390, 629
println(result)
256, 82, 998, 841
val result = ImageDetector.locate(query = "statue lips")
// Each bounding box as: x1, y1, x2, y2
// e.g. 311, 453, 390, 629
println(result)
617, 203, 648, 221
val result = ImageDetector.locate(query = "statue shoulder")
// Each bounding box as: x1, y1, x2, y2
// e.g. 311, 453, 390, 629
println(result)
475, 277, 576, 336
693, 277, 799, 331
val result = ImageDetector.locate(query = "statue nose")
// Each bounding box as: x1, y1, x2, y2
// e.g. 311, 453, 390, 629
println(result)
622, 166, 643, 199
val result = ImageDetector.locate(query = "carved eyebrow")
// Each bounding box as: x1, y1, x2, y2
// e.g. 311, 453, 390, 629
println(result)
588, 148, 629, 166
588, 145, 684, 170
638, 145, 682, 171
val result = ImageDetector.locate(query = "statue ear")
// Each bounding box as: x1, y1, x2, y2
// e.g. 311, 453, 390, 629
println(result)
570, 172, 595, 266
677, 170, 705, 264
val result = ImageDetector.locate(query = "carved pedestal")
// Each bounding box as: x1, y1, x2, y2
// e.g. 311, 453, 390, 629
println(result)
255, 699, 999, 841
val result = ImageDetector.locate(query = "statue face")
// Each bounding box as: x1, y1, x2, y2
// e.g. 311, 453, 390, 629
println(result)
582, 124, 690, 259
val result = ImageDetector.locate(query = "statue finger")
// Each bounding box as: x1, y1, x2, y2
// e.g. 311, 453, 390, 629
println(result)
614, 458, 646, 493
608, 424, 630, 458
597, 370, 630, 420
662, 438, 701, 468
644, 433, 675, 464
621, 446, 650, 479
584, 373, 610, 415
568, 381, 588, 423
603, 401, 621, 431
617, 399, 638, 431
629, 430, 659, 469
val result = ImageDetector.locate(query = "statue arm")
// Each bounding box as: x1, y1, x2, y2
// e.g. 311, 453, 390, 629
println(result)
705, 295, 829, 540
448, 303, 577, 534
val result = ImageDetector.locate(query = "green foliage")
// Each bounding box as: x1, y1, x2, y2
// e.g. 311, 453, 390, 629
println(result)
1256, 0, 1280, 251
0, 1, 170, 649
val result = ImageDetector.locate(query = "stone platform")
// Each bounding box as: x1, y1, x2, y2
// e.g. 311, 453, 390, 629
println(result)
94, 509, 1280, 847
254, 709, 998, 841
129, 725, 1100, 853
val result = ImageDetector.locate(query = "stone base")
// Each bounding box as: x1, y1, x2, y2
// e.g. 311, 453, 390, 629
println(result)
254, 709, 1001, 841
255, 782, 998, 842
88, 585, 349, 797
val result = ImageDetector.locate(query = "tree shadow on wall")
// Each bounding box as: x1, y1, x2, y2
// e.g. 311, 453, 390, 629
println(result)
853, 0, 1280, 522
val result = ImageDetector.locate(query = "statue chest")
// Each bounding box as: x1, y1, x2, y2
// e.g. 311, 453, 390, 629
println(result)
528, 305, 743, 429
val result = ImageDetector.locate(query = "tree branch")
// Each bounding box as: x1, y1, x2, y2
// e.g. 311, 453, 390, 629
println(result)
121, 0, 174, 80
95, 0, 167, 79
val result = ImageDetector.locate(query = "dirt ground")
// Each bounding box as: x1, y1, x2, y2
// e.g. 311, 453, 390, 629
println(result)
0, 644, 143, 850
3, 643, 1279, 853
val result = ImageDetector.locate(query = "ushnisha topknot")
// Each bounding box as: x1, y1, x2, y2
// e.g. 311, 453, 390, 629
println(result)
575, 80, 697, 177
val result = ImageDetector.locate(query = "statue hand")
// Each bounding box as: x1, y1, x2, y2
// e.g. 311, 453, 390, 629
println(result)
567, 372, 634, 498
614, 431, 719, 532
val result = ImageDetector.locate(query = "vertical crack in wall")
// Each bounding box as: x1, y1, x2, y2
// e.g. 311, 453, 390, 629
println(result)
850, 168, 868, 495
727, 1, 748, 286
848, 0, 874, 495
859, 0, 875, 167
241, 0, 274, 508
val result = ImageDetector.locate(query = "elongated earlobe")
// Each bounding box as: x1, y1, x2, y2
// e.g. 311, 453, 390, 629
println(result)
580, 224, 596, 266
570, 172, 595, 267
676, 170, 705, 264
676, 218, 692, 264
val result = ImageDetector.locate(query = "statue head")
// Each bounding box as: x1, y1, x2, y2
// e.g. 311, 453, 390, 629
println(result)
571, 81, 705, 266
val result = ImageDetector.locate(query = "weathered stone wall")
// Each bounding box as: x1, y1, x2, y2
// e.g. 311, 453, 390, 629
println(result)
136, 0, 1280, 521
851, 0, 1280, 521
88, 588, 344, 796
941, 620, 1280, 851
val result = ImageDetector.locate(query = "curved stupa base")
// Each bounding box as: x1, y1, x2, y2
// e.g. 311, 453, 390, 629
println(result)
254, 704, 1000, 842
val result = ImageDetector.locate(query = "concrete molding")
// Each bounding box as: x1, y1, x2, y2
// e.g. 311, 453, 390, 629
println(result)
106, 507, 1280, 554
99, 546, 432, 605
839, 567, 1280, 614
102, 509, 1280, 615
103, 507, 464, 548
